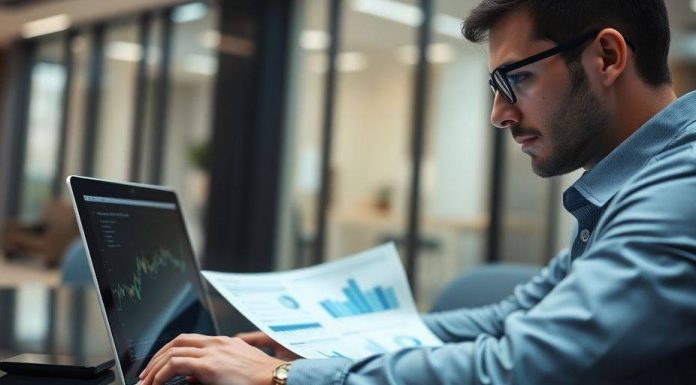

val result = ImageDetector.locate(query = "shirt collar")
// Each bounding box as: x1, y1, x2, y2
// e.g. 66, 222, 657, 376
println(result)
567, 91, 696, 208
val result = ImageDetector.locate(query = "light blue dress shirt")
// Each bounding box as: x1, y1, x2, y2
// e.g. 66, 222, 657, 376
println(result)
287, 91, 696, 385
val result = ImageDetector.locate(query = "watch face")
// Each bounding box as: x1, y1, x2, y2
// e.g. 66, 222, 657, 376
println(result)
274, 364, 291, 382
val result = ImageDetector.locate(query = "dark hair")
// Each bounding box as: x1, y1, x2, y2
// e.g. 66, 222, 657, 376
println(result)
463, 0, 672, 86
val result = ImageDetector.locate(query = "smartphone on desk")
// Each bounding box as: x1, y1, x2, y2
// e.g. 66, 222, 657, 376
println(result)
0, 354, 114, 378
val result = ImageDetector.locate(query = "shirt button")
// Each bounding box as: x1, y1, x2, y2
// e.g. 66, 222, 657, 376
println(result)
580, 229, 591, 242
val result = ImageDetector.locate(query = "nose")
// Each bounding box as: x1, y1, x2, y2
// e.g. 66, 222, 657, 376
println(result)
490, 92, 520, 129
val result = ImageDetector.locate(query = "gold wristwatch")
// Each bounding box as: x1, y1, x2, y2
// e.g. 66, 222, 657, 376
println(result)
271, 363, 292, 385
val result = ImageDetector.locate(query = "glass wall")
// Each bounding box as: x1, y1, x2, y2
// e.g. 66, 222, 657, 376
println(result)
63, 32, 90, 187
277, 0, 329, 268
281, 0, 493, 309
94, 21, 139, 181
325, 0, 418, 261
280, 0, 578, 309
163, 2, 218, 254
137, 15, 163, 184
3, 1, 219, 275
415, 0, 490, 307
19, 37, 67, 221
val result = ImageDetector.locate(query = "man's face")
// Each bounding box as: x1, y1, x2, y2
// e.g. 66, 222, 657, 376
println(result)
488, 10, 610, 177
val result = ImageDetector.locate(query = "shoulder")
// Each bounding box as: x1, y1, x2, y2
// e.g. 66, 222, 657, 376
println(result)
597, 141, 696, 239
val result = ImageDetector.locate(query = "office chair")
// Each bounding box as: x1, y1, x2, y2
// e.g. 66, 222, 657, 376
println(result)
429, 263, 540, 313
60, 238, 93, 286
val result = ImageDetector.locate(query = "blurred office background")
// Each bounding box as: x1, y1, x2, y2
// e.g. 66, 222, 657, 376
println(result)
0, 0, 695, 311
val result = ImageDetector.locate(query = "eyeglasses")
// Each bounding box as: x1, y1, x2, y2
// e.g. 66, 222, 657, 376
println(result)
489, 30, 635, 104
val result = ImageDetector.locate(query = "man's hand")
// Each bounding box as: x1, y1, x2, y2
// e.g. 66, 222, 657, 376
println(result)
138, 334, 286, 385
236, 331, 301, 361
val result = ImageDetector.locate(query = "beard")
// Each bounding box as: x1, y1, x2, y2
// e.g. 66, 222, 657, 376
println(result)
518, 63, 611, 178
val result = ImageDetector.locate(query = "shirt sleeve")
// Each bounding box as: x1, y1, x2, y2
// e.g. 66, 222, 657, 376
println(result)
421, 248, 570, 343
286, 148, 696, 385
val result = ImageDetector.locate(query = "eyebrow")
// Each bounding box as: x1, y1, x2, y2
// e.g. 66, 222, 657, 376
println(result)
494, 46, 555, 70
490, 57, 528, 72
500, 59, 522, 68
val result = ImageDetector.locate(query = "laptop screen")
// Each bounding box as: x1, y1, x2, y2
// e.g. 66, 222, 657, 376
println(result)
68, 176, 217, 385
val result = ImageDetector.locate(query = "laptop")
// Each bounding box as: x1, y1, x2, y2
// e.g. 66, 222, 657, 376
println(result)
67, 176, 220, 385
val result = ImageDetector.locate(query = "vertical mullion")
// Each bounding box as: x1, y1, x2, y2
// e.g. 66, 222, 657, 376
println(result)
486, 128, 506, 262
404, 0, 433, 295
130, 14, 152, 182
52, 31, 76, 197
82, 25, 105, 177
5, 41, 36, 218
149, 9, 173, 185
313, 0, 342, 265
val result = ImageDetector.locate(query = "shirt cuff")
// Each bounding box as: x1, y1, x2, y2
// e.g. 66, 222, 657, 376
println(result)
287, 358, 352, 385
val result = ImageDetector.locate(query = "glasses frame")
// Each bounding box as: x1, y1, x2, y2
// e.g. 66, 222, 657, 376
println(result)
489, 29, 635, 104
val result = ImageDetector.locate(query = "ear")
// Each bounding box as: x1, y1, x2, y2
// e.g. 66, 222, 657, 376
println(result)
588, 28, 630, 87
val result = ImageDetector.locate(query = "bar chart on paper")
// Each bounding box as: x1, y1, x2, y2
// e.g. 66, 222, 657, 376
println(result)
202, 243, 445, 360
319, 278, 400, 318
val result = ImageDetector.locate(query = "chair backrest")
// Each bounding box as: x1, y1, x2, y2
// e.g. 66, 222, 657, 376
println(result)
429, 263, 540, 313
60, 238, 93, 286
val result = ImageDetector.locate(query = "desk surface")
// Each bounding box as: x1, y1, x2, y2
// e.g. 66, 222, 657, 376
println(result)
0, 286, 119, 384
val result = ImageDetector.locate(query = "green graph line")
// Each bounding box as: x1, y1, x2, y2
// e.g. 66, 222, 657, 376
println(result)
112, 248, 187, 310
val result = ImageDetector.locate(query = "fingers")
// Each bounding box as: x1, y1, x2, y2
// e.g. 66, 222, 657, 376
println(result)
140, 344, 205, 381
152, 334, 208, 362
145, 356, 198, 385
140, 347, 203, 385
139, 335, 284, 385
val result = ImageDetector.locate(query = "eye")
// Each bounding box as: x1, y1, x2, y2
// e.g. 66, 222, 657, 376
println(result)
507, 72, 531, 86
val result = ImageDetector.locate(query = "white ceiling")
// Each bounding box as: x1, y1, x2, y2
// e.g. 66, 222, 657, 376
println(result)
0, 0, 186, 45
2, 0, 696, 59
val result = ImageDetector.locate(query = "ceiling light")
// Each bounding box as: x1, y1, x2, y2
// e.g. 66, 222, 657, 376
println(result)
300, 30, 330, 50
181, 54, 218, 76
106, 42, 142, 62
21, 14, 71, 39
351, 0, 423, 27
171, 2, 208, 23
351, 0, 464, 40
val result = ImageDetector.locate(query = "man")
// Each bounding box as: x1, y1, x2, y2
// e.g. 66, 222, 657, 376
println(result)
138, 0, 696, 384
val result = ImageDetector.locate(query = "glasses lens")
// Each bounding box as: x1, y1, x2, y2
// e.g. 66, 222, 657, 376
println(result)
489, 79, 497, 95
493, 70, 514, 103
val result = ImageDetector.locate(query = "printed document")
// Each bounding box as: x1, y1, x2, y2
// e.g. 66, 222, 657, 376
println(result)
202, 243, 443, 359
